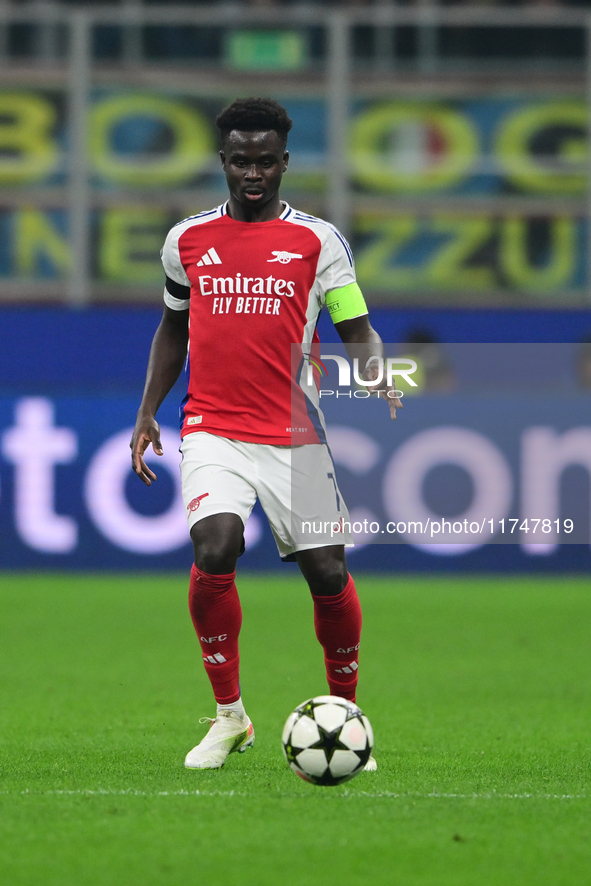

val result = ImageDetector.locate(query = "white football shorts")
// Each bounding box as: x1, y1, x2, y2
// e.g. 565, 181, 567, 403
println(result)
179, 431, 352, 559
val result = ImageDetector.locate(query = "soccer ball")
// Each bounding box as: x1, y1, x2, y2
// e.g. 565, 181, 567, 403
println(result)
282, 695, 373, 786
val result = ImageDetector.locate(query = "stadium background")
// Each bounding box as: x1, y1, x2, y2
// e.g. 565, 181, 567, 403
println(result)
1, 6, 590, 886
1, 0, 590, 572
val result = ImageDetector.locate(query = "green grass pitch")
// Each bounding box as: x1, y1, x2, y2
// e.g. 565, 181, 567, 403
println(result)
0, 572, 589, 886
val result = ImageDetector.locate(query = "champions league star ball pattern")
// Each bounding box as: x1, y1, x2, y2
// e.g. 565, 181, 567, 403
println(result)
282, 696, 373, 786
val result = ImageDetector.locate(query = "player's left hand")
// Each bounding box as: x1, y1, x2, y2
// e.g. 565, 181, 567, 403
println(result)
379, 387, 403, 420
363, 364, 403, 420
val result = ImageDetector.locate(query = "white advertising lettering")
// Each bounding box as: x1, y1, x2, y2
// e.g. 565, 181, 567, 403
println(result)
1, 398, 78, 553
199, 274, 295, 298
1, 397, 588, 562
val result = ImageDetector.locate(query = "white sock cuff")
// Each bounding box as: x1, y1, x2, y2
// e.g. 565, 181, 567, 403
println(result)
217, 698, 245, 717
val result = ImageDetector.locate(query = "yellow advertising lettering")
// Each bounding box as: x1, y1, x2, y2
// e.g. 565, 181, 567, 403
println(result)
100, 208, 168, 282
0, 93, 58, 185
355, 214, 494, 291
499, 217, 576, 290
90, 94, 214, 186
426, 216, 495, 289
355, 216, 422, 289
350, 102, 478, 193
15, 210, 70, 275
356, 212, 577, 293
495, 102, 587, 194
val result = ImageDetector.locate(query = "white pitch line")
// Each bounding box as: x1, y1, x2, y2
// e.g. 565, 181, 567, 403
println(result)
2, 789, 247, 798
1, 789, 587, 800
341, 791, 588, 800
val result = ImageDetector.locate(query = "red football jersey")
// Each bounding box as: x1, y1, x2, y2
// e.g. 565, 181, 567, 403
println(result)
161, 203, 358, 445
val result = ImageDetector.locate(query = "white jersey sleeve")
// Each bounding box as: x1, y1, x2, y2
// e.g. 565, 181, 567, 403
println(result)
161, 223, 191, 311
286, 212, 356, 303
316, 225, 357, 296
161, 225, 191, 287
161, 207, 229, 311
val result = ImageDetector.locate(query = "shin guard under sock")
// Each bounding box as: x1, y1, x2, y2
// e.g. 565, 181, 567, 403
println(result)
312, 574, 362, 701
188, 564, 242, 704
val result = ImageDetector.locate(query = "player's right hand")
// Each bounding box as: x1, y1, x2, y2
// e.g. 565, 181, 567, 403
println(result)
130, 416, 163, 486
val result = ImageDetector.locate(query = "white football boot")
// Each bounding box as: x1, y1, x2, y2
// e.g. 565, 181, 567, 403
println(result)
363, 754, 378, 772
184, 710, 255, 769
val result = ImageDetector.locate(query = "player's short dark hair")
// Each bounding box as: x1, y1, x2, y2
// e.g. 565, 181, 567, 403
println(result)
216, 98, 293, 148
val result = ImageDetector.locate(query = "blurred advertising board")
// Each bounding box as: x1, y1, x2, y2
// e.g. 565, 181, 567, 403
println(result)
0, 89, 587, 302
1, 337, 590, 572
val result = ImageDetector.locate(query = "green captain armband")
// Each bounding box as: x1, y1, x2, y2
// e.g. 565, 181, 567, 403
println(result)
325, 282, 368, 324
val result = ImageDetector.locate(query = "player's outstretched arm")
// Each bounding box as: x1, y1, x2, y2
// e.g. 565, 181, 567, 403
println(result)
334, 314, 402, 420
130, 305, 189, 485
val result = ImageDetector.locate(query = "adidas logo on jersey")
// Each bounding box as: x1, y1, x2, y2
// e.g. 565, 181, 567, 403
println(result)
197, 247, 222, 266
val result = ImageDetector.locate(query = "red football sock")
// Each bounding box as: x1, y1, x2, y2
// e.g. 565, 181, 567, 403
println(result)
312, 574, 362, 702
188, 564, 242, 704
